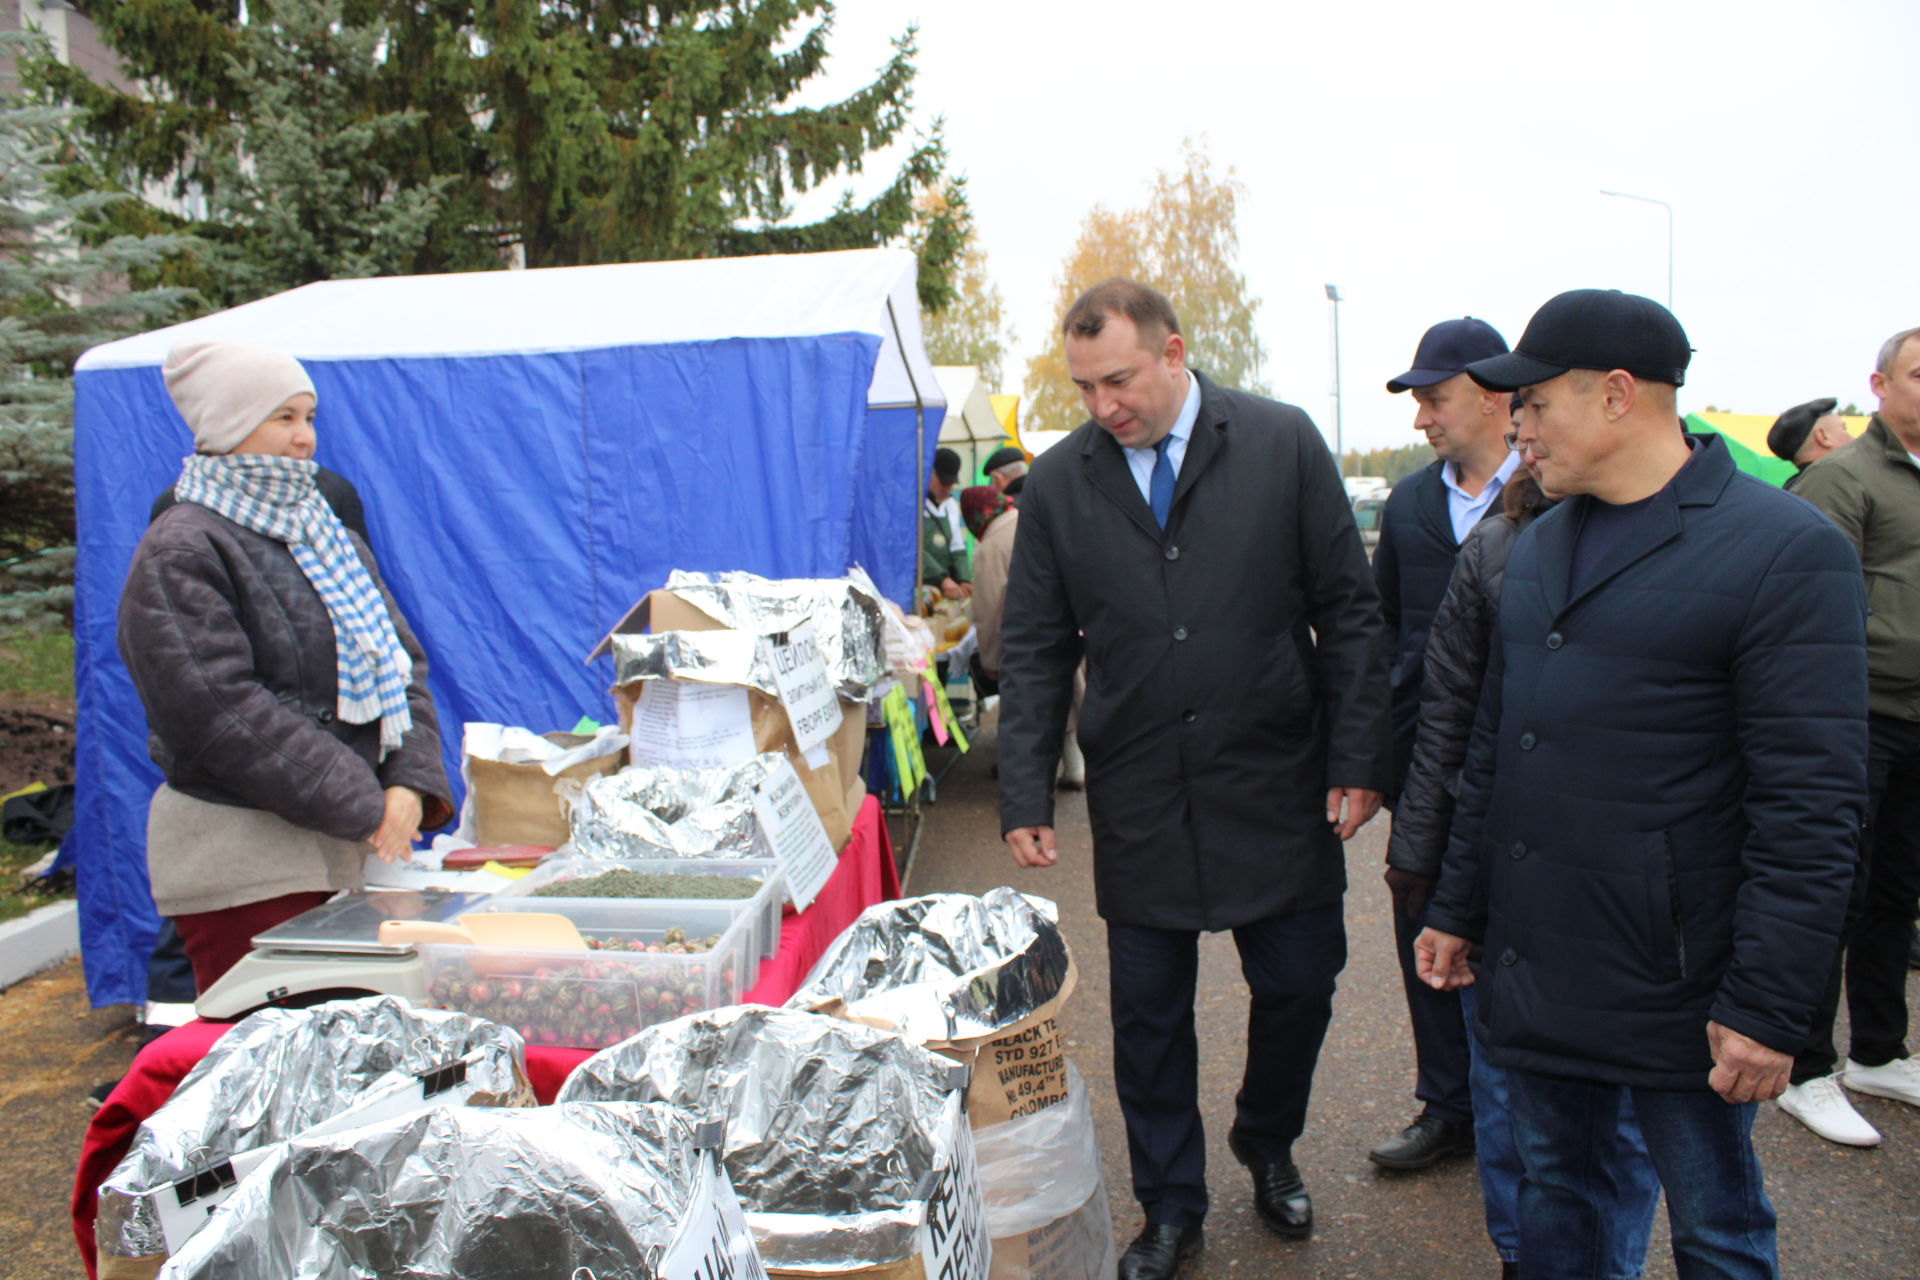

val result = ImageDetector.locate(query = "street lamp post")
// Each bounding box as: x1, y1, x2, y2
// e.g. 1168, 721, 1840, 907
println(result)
1325, 284, 1344, 476
1599, 189, 1674, 310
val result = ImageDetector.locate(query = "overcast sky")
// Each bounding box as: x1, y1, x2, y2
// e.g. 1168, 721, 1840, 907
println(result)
798, 0, 1919, 454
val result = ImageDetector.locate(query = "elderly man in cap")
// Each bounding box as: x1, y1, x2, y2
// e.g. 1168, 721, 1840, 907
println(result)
983, 444, 1029, 498
1776, 327, 1920, 1149
1417, 289, 1867, 1279
923, 446, 971, 600
1766, 397, 1854, 490
1368, 317, 1520, 1173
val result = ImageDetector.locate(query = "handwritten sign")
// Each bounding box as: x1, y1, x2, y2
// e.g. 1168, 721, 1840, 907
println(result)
630, 681, 758, 770
659, 1154, 771, 1280
763, 622, 842, 768
751, 756, 837, 910
919, 1101, 993, 1280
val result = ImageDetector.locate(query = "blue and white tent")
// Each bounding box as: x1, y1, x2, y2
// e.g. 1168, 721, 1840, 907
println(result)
70, 248, 946, 1006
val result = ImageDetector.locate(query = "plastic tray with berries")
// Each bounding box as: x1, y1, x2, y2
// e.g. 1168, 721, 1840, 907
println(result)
418, 900, 756, 1051
484, 856, 787, 960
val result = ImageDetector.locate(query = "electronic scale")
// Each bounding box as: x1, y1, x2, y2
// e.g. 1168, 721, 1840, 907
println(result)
195, 889, 497, 1019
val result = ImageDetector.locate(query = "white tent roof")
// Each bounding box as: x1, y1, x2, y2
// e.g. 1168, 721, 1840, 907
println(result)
76, 248, 945, 410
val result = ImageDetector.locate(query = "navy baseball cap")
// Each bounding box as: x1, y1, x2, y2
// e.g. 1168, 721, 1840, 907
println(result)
1466, 290, 1692, 392
1386, 318, 1509, 393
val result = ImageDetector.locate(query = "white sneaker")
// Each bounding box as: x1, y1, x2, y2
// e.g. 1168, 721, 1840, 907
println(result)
1776, 1076, 1882, 1146
1843, 1056, 1920, 1107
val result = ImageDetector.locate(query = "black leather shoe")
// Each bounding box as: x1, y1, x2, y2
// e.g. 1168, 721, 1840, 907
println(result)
1227, 1131, 1313, 1241
1368, 1113, 1476, 1170
1118, 1222, 1203, 1280
1501, 1262, 1519, 1280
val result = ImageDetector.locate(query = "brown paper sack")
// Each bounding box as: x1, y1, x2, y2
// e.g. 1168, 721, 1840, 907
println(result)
466, 730, 623, 847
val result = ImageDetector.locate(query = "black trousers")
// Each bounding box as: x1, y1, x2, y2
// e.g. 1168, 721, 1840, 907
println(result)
1106, 904, 1345, 1228
1391, 893, 1475, 1126
1796, 712, 1920, 1081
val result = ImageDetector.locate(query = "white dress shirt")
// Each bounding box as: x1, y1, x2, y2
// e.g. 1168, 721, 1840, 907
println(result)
1125, 371, 1201, 504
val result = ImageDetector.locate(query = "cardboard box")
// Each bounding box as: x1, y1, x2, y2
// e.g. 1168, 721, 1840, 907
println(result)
600, 588, 868, 851
466, 731, 622, 847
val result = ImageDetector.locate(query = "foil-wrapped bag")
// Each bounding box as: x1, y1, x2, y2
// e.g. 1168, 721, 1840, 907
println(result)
611, 570, 885, 703
98, 996, 533, 1263
559, 1006, 990, 1276
560, 753, 780, 859
787, 889, 1072, 1045
660, 568, 886, 699
157, 1101, 766, 1280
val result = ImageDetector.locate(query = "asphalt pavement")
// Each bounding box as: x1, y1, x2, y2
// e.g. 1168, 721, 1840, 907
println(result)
904, 707, 1920, 1280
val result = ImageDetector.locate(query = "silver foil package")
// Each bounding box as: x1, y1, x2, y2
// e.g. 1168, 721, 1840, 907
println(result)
562, 753, 780, 859
611, 569, 885, 703
98, 996, 532, 1261
156, 1101, 726, 1280
558, 1005, 971, 1271
787, 889, 1072, 1044
661, 568, 886, 699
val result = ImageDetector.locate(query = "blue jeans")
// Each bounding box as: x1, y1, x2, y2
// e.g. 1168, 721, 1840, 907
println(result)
1463, 988, 1659, 1274
1507, 1068, 1777, 1280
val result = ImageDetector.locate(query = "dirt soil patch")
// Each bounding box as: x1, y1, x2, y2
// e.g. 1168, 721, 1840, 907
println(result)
0, 697, 76, 798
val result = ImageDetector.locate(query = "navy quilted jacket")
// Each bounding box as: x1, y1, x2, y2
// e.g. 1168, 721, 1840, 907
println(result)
1425, 435, 1868, 1089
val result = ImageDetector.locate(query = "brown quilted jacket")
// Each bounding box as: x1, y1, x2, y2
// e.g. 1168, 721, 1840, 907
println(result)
117, 502, 453, 842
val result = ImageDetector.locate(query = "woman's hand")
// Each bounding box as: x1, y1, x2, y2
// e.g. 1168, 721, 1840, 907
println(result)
368, 786, 424, 863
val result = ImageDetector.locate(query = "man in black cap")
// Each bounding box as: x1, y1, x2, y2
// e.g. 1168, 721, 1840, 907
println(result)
923, 446, 971, 599
983, 444, 1029, 498
1766, 397, 1854, 490
1417, 289, 1867, 1278
1367, 316, 1518, 1173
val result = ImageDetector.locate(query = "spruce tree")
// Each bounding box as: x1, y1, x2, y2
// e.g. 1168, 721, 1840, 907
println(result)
0, 31, 193, 626
38, 0, 964, 307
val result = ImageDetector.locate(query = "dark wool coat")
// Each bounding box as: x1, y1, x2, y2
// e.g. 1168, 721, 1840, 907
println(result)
1385, 503, 1550, 878
997, 372, 1392, 931
1374, 462, 1496, 800
118, 503, 453, 842
1426, 436, 1868, 1088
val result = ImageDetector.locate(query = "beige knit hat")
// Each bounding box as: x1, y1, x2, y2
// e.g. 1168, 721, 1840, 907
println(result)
163, 340, 317, 454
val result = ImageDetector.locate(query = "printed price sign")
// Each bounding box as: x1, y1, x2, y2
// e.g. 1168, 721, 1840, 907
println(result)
762, 622, 842, 766
918, 1102, 993, 1280
631, 681, 759, 769
751, 755, 837, 910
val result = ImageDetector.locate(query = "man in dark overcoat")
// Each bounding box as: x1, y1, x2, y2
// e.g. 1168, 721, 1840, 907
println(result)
1418, 290, 1868, 1279
998, 278, 1391, 1280
1369, 316, 1519, 1171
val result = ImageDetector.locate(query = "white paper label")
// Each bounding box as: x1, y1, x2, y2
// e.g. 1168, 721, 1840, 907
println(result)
631, 680, 759, 769
919, 1104, 993, 1280
751, 756, 837, 911
152, 1143, 277, 1254
762, 621, 843, 758
659, 1155, 771, 1280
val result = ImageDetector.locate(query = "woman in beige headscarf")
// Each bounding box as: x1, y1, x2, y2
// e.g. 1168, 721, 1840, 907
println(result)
117, 340, 452, 992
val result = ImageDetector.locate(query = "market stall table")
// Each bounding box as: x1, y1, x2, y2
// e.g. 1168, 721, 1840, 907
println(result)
71, 796, 897, 1279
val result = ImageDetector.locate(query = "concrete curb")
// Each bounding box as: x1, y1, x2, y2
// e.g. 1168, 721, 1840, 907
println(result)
0, 899, 80, 990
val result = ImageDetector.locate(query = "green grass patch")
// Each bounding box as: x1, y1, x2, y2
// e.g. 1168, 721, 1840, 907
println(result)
0, 625, 76, 700
0, 834, 66, 925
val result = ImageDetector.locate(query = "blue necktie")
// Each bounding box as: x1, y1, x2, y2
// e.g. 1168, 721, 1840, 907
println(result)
1150, 436, 1175, 529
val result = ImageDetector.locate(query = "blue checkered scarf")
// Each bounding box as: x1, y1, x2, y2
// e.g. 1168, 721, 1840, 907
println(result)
176, 454, 413, 759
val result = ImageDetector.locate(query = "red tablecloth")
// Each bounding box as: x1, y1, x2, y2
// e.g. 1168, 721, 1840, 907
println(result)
73, 796, 895, 1278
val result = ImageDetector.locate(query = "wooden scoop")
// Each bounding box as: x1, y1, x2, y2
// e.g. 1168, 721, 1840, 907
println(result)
378, 911, 588, 951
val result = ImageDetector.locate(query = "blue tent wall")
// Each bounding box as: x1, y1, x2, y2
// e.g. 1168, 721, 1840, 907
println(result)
71, 331, 898, 1006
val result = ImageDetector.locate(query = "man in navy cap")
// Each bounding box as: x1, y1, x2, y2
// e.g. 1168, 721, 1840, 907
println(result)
1367, 316, 1519, 1172
1418, 289, 1867, 1278
1765, 397, 1853, 491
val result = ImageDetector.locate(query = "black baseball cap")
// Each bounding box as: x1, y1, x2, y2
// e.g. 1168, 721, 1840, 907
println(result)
1386, 318, 1509, 393
1767, 397, 1838, 462
1465, 290, 1692, 392
932, 447, 961, 483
